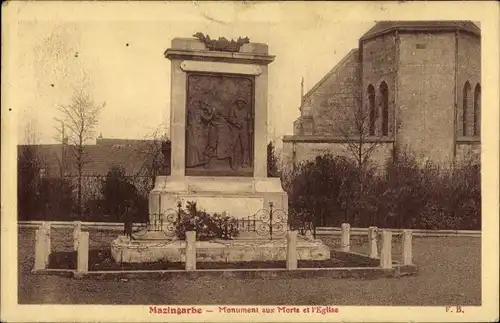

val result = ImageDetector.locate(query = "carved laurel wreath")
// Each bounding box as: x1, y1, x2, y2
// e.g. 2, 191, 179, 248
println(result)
193, 32, 250, 52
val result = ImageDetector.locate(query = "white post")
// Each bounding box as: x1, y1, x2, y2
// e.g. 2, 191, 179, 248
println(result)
286, 230, 298, 270
77, 231, 89, 273
185, 231, 196, 271
368, 226, 378, 258
340, 223, 350, 252
380, 230, 392, 269
34, 229, 49, 271
41, 222, 51, 265
402, 230, 413, 265
73, 221, 82, 251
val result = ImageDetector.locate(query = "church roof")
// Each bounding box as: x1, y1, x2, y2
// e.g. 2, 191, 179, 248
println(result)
303, 48, 359, 100
361, 21, 480, 41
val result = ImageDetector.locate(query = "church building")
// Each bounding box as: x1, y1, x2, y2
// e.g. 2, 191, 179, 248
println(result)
282, 21, 481, 169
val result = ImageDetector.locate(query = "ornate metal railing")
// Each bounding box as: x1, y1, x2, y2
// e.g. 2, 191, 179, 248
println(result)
147, 200, 317, 240
148, 201, 183, 235
226, 202, 288, 240
219, 203, 317, 240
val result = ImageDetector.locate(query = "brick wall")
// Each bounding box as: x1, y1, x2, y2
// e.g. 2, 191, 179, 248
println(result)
397, 32, 456, 164
361, 33, 397, 138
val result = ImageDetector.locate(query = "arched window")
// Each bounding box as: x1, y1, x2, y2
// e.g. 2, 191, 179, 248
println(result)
474, 83, 481, 137
462, 81, 471, 136
367, 84, 376, 136
379, 81, 389, 136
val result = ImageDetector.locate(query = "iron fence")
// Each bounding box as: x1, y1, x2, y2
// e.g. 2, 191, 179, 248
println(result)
224, 202, 289, 240
146, 201, 316, 240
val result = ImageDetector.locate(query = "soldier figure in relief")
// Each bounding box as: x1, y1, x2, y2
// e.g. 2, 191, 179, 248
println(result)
186, 99, 212, 167
229, 97, 251, 168
204, 99, 234, 169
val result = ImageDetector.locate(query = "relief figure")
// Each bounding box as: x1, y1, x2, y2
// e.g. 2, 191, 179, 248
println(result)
204, 100, 234, 168
185, 74, 254, 173
186, 99, 212, 167
228, 97, 251, 168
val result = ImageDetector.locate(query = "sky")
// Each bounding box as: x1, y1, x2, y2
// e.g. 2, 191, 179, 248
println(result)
14, 2, 376, 146
10, 2, 488, 149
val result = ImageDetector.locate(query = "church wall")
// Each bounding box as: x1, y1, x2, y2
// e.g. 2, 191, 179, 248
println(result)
456, 33, 481, 138
293, 119, 302, 135
281, 137, 394, 170
456, 140, 481, 164
397, 32, 456, 164
297, 49, 361, 136
361, 33, 397, 138
287, 24, 481, 170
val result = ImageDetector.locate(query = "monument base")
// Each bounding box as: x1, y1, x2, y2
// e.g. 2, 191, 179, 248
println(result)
149, 176, 289, 225
110, 236, 331, 263
111, 175, 307, 263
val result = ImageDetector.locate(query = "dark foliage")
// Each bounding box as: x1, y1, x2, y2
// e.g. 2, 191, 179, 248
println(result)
267, 141, 280, 178
18, 146, 74, 221
99, 166, 148, 223
38, 178, 75, 221
18, 146, 42, 220
287, 155, 363, 227
376, 151, 481, 230
285, 151, 481, 230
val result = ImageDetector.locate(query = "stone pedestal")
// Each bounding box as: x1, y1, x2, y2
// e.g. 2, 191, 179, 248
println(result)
133, 37, 288, 240
138, 175, 288, 238
165, 38, 274, 178
111, 35, 329, 264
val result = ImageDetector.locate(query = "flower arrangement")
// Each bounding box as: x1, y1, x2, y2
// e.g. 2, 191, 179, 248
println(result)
174, 201, 239, 241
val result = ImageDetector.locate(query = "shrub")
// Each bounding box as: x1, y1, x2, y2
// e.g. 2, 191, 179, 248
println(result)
283, 149, 480, 230
267, 141, 280, 178
174, 201, 239, 240
17, 145, 44, 220
83, 198, 107, 221
18, 143, 77, 221
100, 166, 148, 223
377, 151, 480, 229
37, 177, 74, 221
286, 154, 361, 227
375, 150, 439, 228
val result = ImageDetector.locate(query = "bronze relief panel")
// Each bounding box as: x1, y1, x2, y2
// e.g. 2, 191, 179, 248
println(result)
185, 73, 254, 176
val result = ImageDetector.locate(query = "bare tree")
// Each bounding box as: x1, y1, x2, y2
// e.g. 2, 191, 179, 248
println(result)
336, 96, 382, 223
134, 124, 170, 192
337, 96, 381, 175
54, 90, 105, 217
24, 119, 41, 145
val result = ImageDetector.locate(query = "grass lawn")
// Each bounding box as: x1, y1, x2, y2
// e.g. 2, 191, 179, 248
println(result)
17, 227, 481, 305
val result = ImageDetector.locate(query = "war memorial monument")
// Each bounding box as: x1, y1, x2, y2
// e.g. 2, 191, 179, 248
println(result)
111, 34, 330, 263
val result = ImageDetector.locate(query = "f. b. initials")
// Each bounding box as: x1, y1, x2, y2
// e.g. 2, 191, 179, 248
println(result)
446, 306, 464, 313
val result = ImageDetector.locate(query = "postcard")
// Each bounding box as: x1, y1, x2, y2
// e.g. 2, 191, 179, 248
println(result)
1, 1, 499, 322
